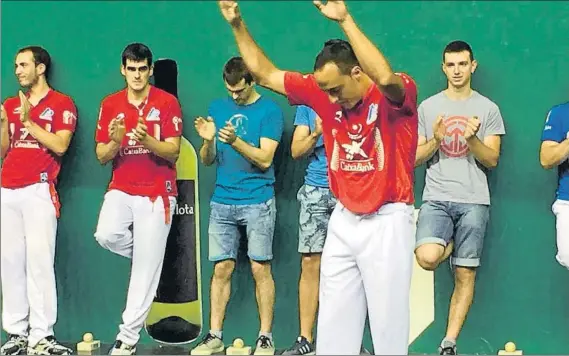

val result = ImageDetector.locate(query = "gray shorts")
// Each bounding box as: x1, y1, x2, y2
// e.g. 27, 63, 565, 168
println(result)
208, 197, 276, 262
297, 184, 337, 254
415, 200, 489, 267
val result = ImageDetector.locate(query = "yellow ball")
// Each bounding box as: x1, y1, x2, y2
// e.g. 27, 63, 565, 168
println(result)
505, 342, 516, 352
83, 333, 93, 343
233, 338, 244, 348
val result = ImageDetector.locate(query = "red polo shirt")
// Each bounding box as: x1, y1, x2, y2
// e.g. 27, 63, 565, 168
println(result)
1, 89, 77, 189
284, 71, 418, 214
95, 85, 183, 198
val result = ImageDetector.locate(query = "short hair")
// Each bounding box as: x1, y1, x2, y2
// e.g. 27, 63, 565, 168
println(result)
17, 46, 51, 79
443, 40, 474, 62
313, 39, 360, 75
121, 43, 153, 67
223, 57, 253, 86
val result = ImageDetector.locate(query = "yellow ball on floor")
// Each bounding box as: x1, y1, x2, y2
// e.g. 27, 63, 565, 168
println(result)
233, 338, 244, 348
83, 333, 93, 343
505, 342, 516, 352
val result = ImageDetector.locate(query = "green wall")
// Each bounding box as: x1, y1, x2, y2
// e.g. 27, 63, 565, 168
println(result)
2, 1, 569, 354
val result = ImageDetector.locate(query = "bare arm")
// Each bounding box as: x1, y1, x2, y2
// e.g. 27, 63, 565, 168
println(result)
466, 135, 501, 169
220, 1, 286, 95
291, 125, 320, 160
1, 120, 9, 160
338, 16, 405, 104
540, 139, 569, 170
415, 135, 441, 167
232, 137, 279, 171
23, 121, 73, 157
142, 136, 181, 164
200, 139, 216, 166
96, 141, 120, 165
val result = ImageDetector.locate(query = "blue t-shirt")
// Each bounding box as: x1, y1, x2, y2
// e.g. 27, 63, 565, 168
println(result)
293, 105, 329, 188
541, 102, 569, 201
208, 96, 284, 205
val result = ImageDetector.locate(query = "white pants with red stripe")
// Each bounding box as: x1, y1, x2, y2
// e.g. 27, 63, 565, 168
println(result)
315, 202, 415, 355
94, 189, 176, 346
553, 199, 569, 268
1, 183, 58, 347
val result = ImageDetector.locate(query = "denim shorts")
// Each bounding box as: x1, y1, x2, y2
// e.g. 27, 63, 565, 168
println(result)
208, 197, 276, 262
415, 200, 489, 267
297, 184, 337, 253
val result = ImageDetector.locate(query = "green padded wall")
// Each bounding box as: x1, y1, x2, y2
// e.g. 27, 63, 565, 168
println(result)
1, 1, 569, 354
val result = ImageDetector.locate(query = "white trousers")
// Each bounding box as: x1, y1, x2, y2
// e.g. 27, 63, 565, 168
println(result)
553, 199, 569, 269
315, 202, 415, 355
1, 183, 58, 346
94, 189, 176, 345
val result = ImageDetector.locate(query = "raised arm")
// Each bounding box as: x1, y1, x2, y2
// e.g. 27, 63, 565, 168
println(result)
313, 0, 405, 104
219, 1, 286, 96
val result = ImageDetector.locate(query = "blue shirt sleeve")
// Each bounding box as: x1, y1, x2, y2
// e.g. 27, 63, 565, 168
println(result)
261, 102, 284, 143
542, 106, 566, 143
293, 105, 310, 127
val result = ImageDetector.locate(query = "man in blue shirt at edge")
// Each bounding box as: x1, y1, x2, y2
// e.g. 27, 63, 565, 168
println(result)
192, 57, 284, 356
283, 105, 336, 355
540, 101, 569, 271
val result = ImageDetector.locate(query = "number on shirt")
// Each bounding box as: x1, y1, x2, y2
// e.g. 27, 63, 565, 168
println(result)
154, 124, 160, 140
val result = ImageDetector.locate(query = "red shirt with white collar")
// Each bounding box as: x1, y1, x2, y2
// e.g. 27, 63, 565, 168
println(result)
284, 72, 418, 214
1, 89, 77, 189
95, 85, 183, 198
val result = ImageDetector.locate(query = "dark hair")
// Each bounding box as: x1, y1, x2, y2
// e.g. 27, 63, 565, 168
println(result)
443, 40, 474, 62
121, 43, 153, 67
313, 39, 360, 75
17, 46, 51, 79
223, 57, 253, 86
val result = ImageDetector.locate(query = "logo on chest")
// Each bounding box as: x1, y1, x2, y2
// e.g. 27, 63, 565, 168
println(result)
440, 116, 470, 158
329, 120, 385, 173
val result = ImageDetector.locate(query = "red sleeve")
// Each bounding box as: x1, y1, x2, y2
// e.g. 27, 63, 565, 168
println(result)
95, 99, 111, 143
53, 96, 78, 133
283, 71, 323, 108
385, 72, 418, 114
161, 98, 183, 139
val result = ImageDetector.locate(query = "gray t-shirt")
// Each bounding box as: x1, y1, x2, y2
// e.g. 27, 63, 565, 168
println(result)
418, 90, 506, 205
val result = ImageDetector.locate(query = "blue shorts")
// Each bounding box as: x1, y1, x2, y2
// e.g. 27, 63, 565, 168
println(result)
208, 197, 276, 262
415, 200, 489, 267
297, 184, 337, 253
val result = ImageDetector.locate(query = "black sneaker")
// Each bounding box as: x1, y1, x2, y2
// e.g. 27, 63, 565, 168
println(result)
27, 336, 72, 355
282, 336, 315, 355
1, 334, 27, 355
108, 340, 136, 355
439, 341, 457, 355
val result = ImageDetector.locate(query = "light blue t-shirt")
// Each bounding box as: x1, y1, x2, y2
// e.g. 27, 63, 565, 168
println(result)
541, 102, 569, 201
208, 96, 284, 205
293, 105, 329, 188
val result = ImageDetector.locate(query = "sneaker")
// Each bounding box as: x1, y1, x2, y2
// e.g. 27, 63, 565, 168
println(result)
1, 334, 27, 355
190, 333, 224, 355
108, 340, 136, 355
253, 335, 275, 355
439, 341, 457, 355
282, 336, 314, 355
27, 336, 72, 355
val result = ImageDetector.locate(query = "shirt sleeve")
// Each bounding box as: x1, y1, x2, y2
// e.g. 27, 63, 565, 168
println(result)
484, 104, 506, 137
95, 99, 111, 143
293, 105, 310, 127
385, 73, 418, 114
283, 72, 323, 109
53, 96, 78, 133
161, 98, 183, 139
542, 106, 566, 143
418, 103, 427, 137
261, 103, 284, 143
